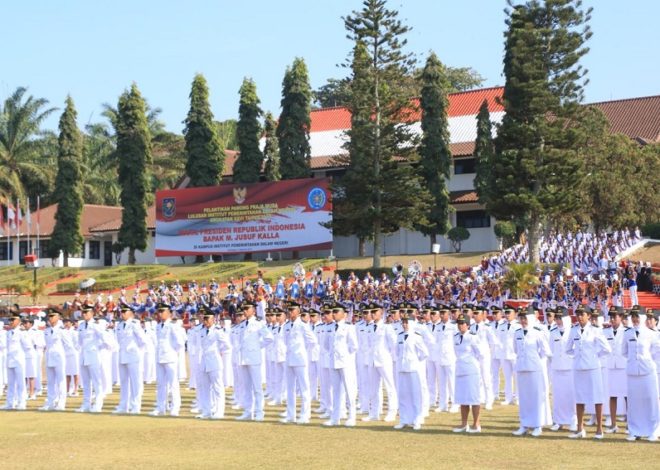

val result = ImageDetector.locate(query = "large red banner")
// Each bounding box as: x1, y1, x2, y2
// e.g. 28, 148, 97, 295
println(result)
155, 178, 332, 256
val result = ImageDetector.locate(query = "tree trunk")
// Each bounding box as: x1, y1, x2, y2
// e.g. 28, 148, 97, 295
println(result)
63, 251, 69, 268
128, 248, 136, 265
373, 219, 382, 268
528, 212, 541, 265
358, 237, 366, 257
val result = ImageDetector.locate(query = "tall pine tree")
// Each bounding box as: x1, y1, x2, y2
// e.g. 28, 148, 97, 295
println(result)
342, 0, 431, 267
233, 78, 263, 183
489, 0, 592, 263
417, 51, 452, 248
473, 99, 496, 206
116, 84, 151, 265
277, 58, 312, 179
263, 112, 281, 181
184, 74, 224, 187
50, 96, 84, 267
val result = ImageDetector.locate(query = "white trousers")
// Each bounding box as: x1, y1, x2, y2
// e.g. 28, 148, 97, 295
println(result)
199, 368, 225, 418
286, 364, 311, 421
118, 361, 143, 413
320, 366, 333, 413
156, 362, 180, 414
240, 364, 264, 417
80, 362, 104, 412
308, 360, 319, 402
46, 364, 67, 410
5, 365, 26, 409
271, 361, 286, 402
368, 363, 398, 418
331, 367, 356, 423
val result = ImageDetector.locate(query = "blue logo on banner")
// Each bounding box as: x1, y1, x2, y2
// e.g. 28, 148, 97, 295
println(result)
308, 187, 326, 210
163, 197, 176, 219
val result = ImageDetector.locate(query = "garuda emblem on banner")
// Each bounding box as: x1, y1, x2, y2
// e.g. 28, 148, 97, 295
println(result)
162, 197, 176, 219
233, 187, 247, 204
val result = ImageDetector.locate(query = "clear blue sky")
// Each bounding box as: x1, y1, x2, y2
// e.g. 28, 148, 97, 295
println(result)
2, 0, 658, 133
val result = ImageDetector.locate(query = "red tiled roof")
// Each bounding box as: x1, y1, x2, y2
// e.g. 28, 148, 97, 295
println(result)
309, 87, 505, 132
90, 205, 156, 233
450, 190, 479, 204
13, 204, 123, 237
450, 141, 475, 157
590, 95, 660, 142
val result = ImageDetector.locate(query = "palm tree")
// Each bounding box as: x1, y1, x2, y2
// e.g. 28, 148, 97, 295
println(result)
0, 87, 57, 203
81, 122, 121, 205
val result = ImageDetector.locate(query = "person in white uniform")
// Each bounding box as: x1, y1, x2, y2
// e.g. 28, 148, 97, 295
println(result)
469, 306, 499, 410
236, 300, 273, 421
197, 307, 232, 420
77, 307, 109, 413
40, 308, 67, 411
512, 310, 552, 437
62, 318, 80, 396
323, 302, 358, 427
622, 309, 660, 441
565, 306, 611, 439
2, 312, 30, 410
114, 306, 147, 414
394, 317, 429, 430
548, 307, 577, 431
151, 303, 185, 417
497, 307, 520, 405
601, 307, 628, 434
452, 313, 483, 434
281, 301, 318, 424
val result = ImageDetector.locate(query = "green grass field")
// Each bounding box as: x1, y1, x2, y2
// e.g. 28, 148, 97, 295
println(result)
1, 382, 655, 469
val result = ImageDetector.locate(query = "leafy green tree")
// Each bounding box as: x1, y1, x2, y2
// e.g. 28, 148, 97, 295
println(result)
116, 84, 151, 265
216, 119, 238, 150
184, 74, 225, 187
263, 112, 281, 181
329, 41, 378, 256
494, 220, 517, 249
341, 0, 431, 267
233, 78, 263, 183
0, 87, 56, 203
49, 97, 84, 267
473, 99, 495, 203
80, 122, 120, 205
447, 226, 470, 253
277, 58, 312, 179
489, 0, 592, 264
417, 51, 452, 247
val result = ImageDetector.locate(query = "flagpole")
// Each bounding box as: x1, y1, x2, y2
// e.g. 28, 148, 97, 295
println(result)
26, 197, 30, 257
37, 196, 40, 262
15, 199, 20, 265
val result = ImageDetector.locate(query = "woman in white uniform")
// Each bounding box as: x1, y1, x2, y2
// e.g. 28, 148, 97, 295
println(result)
394, 317, 428, 431
564, 306, 611, 439
622, 309, 660, 441
452, 313, 483, 433
549, 308, 577, 431
512, 311, 552, 437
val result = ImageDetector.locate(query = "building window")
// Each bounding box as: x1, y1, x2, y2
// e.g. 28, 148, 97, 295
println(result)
89, 240, 101, 259
456, 210, 490, 229
454, 157, 476, 175
39, 240, 50, 258
0, 242, 13, 261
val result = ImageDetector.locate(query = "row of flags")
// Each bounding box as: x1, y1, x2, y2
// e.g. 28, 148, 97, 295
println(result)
0, 196, 40, 236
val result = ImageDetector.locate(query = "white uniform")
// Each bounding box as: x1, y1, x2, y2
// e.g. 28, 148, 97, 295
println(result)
4, 326, 30, 409
116, 318, 147, 413
453, 331, 483, 405
269, 322, 287, 404
307, 321, 322, 402
366, 320, 398, 420
496, 319, 521, 404
549, 317, 577, 428
198, 325, 232, 418
565, 323, 611, 406
429, 320, 458, 411
622, 326, 660, 438
284, 317, 318, 422
237, 316, 273, 419
154, 319, 185, 416
78, 320, 110, 412
514, 326, 552, 429
0, 330, 6, 398
602, 324, 627, 400
43, 324, 67, 410
327, 319, 358, 425
396, 330, 428, 427
469, 320, 499, 407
